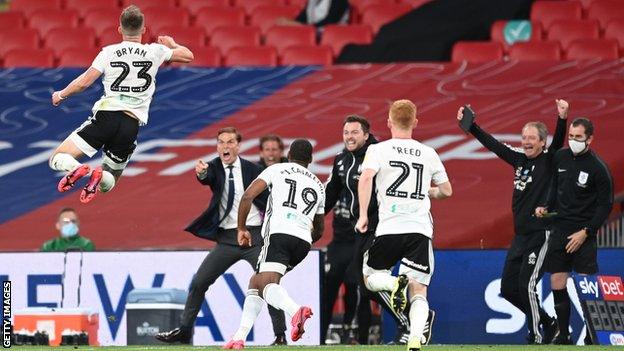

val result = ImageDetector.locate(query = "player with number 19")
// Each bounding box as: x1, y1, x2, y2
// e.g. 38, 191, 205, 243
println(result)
48, 5, 193, 203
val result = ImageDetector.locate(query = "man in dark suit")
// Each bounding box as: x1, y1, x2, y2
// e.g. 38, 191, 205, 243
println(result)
156, 127, 287, 345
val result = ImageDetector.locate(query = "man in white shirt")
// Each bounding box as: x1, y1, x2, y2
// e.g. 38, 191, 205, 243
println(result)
356, 100, 452, 351
224, 139, 325, 349
48, 5, 193, 203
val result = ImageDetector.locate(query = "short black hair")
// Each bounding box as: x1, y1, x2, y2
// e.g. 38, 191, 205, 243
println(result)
571, 117, 594, 137
288, 139, 313, 164
343, 115, 370, 134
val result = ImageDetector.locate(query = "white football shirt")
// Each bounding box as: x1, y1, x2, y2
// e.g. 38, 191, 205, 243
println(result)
90, 41, 173, 125
362, 138, 449, 238
257, 163, 326, 243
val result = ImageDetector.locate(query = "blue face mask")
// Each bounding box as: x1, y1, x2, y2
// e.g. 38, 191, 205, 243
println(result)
60, 222, 79, 238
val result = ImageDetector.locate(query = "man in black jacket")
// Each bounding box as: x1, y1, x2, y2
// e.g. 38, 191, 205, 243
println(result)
457, 99, 569, 344
324, 115, 414, 345
536, 118, 614, 345
156, 127, 287, 345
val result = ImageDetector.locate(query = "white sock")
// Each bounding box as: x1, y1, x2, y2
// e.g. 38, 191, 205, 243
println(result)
232, 290, 264, 341
409, 294, 429, 341
49, 153, 80, 172
263, 283, 299, 317
365, 273, 396, 292
99, 170, 116, 192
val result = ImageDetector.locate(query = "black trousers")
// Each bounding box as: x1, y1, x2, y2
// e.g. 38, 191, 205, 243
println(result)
500, 230, 550, 342
180, 228, 286, 336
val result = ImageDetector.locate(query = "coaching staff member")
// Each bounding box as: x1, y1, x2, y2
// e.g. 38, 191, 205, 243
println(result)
536, 117, 614, 345
156, 127, 287, 345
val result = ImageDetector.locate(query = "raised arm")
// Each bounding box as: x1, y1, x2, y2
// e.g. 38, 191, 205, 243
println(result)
52, 68, 102, 106
548, 99, 568, 153
158, 35, 194, 63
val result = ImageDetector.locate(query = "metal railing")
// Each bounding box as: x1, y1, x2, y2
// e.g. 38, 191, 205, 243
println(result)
597, 193, 624, 248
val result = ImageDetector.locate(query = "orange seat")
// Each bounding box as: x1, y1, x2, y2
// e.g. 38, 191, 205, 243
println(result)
265, 25, 316, 54
530, 1, 582, 30
451, 41, 504, 63
179, 0, 231, 15
157, 26, 207, 48
194, 7, 246, 35
58, 48, 101, 67
29, 10, 80, 36
84, 8, 121, 37
65, 0, 119, 19
232, 0, 286, 14
509, 41, 561, 61
3, 48, 55, 68
250, 5, 302, 33
0, 29, 39, 57
490, 20, 543, 52
587, 0, 624, 29
321, 24, 373, 56
0, 12, 25, 30
566, 38, 619, 60
281, 45, 333, 65
122, 0, 177, 9
547, 19, 600, 50
210, 26, 261, 55
44, 28, 97, 57
10, 0, 61, 17
143, 7, 191, 34
182, 46, 221, 66
361, 4, 412, 33
225, 46, 278, 66
604, 19, 624, 49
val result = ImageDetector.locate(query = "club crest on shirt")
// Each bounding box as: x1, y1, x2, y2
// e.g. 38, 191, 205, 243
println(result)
577, 171, 589, 187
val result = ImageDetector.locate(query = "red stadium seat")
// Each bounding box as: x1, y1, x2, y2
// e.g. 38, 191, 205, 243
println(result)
490, 20, 543, 52
403, 0, 432, 9
225, 46, 278, 66
10, 0, 61, 17
451, 41, 504, 63
84, 9, 121, 37
182, 46, 221, 67
98, 26, 153, 47
321, 24, 373, 56
604, 19, 624, 50
0, 29, 39, 57
122, 0, 177, 9
157, 26, 207, 48
232, 0, 286, 14
143, 7, 191, 34
588, 0, 624, 29
58, 48, 101, 67
530, 1, 582, 30
508, 41, 561, 61
265, 25, 316, 54
44, 28, 97, 57
194, 7, 246, 35
210, 26, 261, 55
65, 0, 120, 19
361, 4, 412, 33
3, 48, 55, 68
250, 5, 302, 33
281, 45, 333, 65
179, 0, 231, 15
566, 39, 619, 60
286, 0, 307, 10
29, 10, 80, 36
0, 12, 25, 30
547, 19, 600, 50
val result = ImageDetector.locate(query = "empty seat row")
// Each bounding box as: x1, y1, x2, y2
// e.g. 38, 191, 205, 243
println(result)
531, 0, 624, 30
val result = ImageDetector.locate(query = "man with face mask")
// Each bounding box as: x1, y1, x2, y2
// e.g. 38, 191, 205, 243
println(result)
536, 118, 614, 345
156, 127, 287, 345
41, 208, 95, 252
457, 99, 568, 344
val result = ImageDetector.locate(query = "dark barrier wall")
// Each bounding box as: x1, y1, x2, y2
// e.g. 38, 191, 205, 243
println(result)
338, 0, 533, 63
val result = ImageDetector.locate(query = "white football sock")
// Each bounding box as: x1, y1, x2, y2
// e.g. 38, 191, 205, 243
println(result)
263, 283, 299, 317
49, 153, 80, 172
409, 294, 429, 341
232, 289, 264, 341
99, 170, 116, 193
365, 272, 396, 292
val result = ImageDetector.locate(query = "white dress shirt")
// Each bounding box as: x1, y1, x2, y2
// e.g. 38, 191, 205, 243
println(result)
219, 157, 262, 229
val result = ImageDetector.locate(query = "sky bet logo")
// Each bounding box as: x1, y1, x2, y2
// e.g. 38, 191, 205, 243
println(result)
578, 276, 601, 300
598, 276, 624, 301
